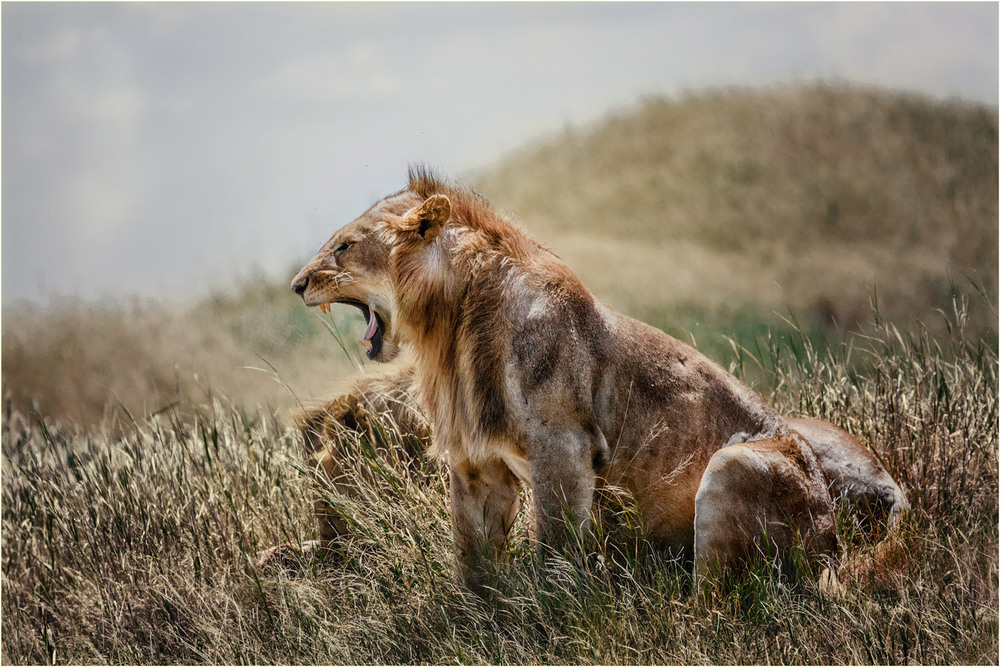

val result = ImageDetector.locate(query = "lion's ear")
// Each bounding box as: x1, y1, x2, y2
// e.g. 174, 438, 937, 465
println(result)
398, 194, 451, 242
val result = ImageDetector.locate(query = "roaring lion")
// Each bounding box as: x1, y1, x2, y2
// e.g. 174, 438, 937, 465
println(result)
287, 167, 906, 587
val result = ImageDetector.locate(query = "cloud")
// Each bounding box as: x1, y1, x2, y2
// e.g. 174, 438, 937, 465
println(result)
256, 41, 408, 101
10, 24, 91, 63
25, 81, 149, 240
87, 87, 148, 123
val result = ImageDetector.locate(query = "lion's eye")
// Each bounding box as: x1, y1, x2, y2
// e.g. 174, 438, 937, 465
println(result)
334, 241, 353, 255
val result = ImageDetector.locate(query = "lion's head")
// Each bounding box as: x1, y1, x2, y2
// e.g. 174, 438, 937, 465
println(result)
290, 173, 453, 363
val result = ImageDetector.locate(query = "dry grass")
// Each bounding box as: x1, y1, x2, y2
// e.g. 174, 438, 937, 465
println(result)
2, 82, 996, 664
2, 296, 995, 665
1, 279, 367, 429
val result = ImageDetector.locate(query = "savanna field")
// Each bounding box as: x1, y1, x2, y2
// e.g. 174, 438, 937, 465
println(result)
2, 85, 998, 664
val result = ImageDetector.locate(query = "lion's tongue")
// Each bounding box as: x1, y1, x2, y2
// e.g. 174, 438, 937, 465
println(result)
362, 307, 379, 342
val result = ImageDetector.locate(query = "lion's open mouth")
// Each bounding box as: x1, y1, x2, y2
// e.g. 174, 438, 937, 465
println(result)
358, 305, 385, 360
322, 299, 384, 360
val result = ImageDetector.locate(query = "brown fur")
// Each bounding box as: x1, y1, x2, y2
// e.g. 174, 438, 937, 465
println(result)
255, 363, 431, 573
786, 417, 908, 532
286, 167, 905, 588
294, 362, 431, 541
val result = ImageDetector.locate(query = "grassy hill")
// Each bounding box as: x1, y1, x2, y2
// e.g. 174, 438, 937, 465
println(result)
474, 84, 997, 335
3, 83, 996, 428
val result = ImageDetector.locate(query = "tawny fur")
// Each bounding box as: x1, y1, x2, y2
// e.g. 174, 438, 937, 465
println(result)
255, 362, 432, 573
287, 167, 907, 587
294, 362, 431, 541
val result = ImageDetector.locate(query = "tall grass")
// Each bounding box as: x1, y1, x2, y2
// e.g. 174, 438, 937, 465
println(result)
0, 282, 364, 428
3, 295, 996, 664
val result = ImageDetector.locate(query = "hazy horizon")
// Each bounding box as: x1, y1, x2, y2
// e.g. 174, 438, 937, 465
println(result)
3, 1, 997, 306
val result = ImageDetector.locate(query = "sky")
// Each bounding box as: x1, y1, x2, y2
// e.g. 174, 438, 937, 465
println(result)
2, 1, 997, 305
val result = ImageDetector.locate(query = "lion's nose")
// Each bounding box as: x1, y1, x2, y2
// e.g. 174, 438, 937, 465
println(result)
291, 275, 308, 297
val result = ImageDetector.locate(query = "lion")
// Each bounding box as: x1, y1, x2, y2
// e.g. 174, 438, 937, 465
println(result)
255, 361, 432, 571
295, 361, 431, 540
285, 167, 907, 588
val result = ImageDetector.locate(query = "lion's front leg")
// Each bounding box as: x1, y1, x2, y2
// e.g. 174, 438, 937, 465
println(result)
528, 429, 600, 559
449, 455, 521, 591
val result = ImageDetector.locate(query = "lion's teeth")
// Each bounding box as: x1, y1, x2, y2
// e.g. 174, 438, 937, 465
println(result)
357, 339, 372, 350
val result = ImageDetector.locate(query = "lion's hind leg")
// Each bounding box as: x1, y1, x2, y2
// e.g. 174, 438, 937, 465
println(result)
693, 435, 837, 588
